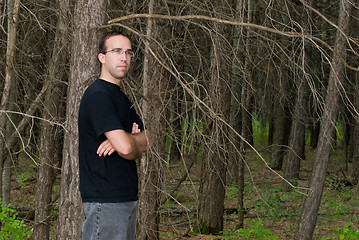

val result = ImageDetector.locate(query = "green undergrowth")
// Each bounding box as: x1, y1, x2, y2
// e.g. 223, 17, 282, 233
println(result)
220, 220, 279, 239
0, 199, 33, 239
160, 157, 359, 239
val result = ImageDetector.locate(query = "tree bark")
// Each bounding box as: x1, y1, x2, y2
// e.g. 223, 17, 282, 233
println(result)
283, 0, 313, 191
228, 0, 245, 186
270, 100, 290, 170
0, 0, 20, 205
283, 79, 308, 190
237, 0, 254, 229
351, 2, 359, 184
137, 1, 168, 239
198, 3, 232, 234
353, 70, 359, 183
57, 0, 107, 239
297, 1, 352, 239
33, 0, 69, 239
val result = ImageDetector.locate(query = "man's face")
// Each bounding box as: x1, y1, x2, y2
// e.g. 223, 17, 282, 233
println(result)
98, 35, 132, 83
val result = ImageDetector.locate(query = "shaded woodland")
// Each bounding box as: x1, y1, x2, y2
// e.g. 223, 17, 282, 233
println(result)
0, 0, 359, 239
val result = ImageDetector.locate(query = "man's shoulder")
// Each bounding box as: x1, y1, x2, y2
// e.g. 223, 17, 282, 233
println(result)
86, 79, 106, 91
83, 80, 111, 98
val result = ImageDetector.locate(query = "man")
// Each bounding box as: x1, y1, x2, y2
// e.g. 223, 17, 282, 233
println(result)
78, 30, 152, 240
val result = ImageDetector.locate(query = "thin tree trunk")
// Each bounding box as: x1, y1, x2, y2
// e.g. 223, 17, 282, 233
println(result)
283, 78, 308, 191
236, 0, 254, 229
57, 0, 107, 239
309, 121, 320, 148
297, 1, 352, 239
270, 101, 289, 170
228, 0, 245, 185
2, 86, 18, 206
283, 0, 313, 192
237, 86, 250, 229
353, 71, 359, 183
198, 3, 232, 233
2, 158, 11, 205
0, 0, 20, 205
33, 1, 69, 238
137, 1, 168, 239
351, 3, 359, 185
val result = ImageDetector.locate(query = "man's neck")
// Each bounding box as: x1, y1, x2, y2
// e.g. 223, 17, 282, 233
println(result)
99, 75, 121, 86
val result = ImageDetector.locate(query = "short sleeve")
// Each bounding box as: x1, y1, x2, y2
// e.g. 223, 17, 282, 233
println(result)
84, 91, 124, 138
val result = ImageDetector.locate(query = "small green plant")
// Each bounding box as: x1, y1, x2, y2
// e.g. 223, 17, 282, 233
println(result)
16, 172, 31, 184
0, 199, 33, 239
161, 232, 175, 238
50, 208, 58, 221
28, 164, 37, 169
220, 220, 279, 239
322, 222, 359, 240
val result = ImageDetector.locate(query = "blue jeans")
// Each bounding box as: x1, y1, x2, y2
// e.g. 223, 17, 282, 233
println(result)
82, 201, 137, 240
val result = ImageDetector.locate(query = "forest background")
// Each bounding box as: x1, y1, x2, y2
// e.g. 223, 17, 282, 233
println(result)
0, 0, 359, 239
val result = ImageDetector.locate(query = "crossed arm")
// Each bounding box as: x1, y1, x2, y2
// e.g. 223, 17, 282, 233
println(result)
97, 123, 152, 160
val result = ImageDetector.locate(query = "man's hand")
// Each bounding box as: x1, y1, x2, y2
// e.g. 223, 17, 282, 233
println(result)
97, 139, 115, 157
131, 122, 141, 134
97, 123, 149, 158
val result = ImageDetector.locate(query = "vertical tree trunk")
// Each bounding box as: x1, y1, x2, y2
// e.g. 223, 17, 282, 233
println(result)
237, 0, 254, 229
270, 100, 290, 170
283, 0, 313, 191
351, 2, 359, 185
198, 3, 232, 234
237, 86, 250, 229
353, 70, 359, 183
137, 1, 168, 239
33, 0, 69, 239
309, 121, 320, 148
228, 0, 245, 186
0, 0, 20, 205
297, 1, 352, 239
283, 78, 308, 190
57, 0, 107, 239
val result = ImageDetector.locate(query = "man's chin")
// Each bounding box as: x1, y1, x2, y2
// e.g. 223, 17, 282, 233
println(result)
116, 74, 127, 80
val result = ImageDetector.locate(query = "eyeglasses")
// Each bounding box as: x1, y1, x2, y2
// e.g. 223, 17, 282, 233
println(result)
103, 48, 134, 58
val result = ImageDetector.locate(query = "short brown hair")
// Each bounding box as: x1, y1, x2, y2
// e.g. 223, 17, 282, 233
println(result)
98, 30, 131, 54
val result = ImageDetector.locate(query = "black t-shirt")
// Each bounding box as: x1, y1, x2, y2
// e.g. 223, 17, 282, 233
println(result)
78, 79, 144, 203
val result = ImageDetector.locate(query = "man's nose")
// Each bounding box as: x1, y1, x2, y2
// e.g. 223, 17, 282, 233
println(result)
119, 51, 128, 60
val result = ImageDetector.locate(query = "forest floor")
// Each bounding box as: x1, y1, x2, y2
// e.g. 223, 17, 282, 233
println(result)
9, 145, 359, 239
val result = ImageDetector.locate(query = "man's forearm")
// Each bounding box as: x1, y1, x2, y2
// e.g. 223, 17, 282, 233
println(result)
104, 129, 152, 160
121, 130, 152, 159
133, 129, 152, 153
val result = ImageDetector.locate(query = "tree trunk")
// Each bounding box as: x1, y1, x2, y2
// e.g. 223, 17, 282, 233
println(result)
0, 0, 20, 204
283, 79, 308, 190
237, 0, 254, 229
57, 0, 107, 239
237, 86, 250, 229
2, 158, 11, 205
353, 70, 359, 183
297, 1, 352, 239
2, 89, 18, 206
270, 101, 290, 170
309, 120, 320, 148
33, 0, 69, 239
351, 3, 359, 184
137, 1, 168, 239
198, 4, 232, 234
228, 0, 245, 186
283, 0, 313, 191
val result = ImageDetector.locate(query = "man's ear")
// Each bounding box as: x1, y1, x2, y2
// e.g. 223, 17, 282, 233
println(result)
98, 53, 105, 64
